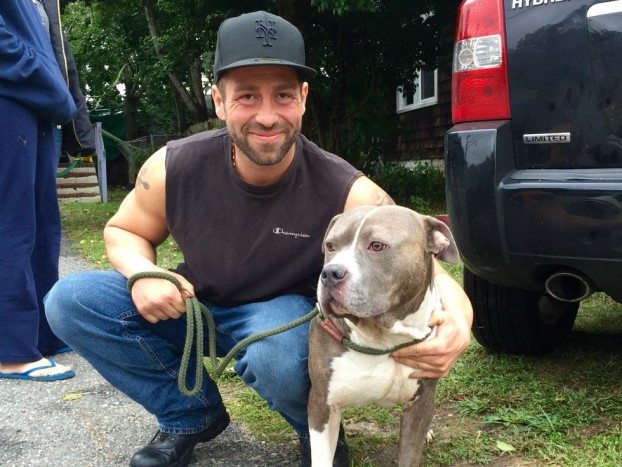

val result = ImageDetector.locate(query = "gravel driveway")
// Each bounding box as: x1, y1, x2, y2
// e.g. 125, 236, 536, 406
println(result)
0, 235, 300, 467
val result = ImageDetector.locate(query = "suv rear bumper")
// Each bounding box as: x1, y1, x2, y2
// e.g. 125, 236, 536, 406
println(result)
445, 121, 622, 302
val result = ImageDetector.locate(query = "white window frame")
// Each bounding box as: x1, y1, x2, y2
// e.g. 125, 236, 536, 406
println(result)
396, 69, 438, 113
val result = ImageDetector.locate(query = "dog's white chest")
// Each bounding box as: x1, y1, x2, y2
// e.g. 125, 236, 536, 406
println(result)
327, 351, 420, 408
323, 286, 440, 409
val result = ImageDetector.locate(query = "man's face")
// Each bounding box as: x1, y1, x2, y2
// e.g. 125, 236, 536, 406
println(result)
212, 66, 308, 167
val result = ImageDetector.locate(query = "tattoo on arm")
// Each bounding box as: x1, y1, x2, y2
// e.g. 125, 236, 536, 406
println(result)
375, 190, 395, 206
136, 158, 151, 190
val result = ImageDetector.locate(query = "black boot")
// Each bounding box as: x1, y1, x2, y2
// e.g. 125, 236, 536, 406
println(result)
129, 411, 230, 467
299, 424, 349, 467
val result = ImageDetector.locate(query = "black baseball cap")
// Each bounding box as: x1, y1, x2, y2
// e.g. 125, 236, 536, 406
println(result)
213, 11, 317, 82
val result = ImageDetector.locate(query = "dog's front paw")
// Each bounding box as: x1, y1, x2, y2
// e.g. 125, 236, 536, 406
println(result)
425, 429, 435, 443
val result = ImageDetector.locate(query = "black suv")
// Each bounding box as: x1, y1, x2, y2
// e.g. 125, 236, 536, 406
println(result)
445, 0, 622, 355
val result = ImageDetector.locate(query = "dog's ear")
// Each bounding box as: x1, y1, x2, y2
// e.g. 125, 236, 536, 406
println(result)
321, 214, 342, 254
423, 216, 460, 264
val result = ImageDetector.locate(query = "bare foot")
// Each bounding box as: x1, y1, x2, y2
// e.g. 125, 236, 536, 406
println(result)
0, 358, 73, 378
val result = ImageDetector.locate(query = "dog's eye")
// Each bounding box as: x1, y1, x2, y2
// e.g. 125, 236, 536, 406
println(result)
368, 241, 386, 252
325, 242, 335, 252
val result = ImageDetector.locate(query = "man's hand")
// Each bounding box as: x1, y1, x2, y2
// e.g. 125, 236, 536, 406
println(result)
391, 259, 473, 378
391, 308, 471, 378
129, 270, 195, 324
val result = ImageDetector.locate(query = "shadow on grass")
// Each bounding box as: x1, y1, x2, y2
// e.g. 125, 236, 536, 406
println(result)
563, 330, 622, 355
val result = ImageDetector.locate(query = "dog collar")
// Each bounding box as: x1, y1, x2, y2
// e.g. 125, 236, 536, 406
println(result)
315, 311, 432, 356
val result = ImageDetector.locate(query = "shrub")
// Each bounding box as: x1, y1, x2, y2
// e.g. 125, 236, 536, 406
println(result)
370, 162, 446, 213
128, 146, 153, 175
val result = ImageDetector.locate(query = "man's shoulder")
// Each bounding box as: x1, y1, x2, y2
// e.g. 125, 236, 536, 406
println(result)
167, 127, 230, 151
298, 133, 357, 170
298, 133, 332, 157
165, 127, 230, 174
297, 134, 363, 204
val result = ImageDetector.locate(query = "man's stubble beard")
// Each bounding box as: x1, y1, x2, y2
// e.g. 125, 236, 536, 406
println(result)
230, 123, 300, 167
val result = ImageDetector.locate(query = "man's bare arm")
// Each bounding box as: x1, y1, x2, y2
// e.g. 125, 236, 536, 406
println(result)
104, 147, 169, 276
104, 146, 194, 323
343, 176, 394, 210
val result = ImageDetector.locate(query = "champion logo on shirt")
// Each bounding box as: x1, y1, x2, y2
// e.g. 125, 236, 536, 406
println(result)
273, 227, 311, 239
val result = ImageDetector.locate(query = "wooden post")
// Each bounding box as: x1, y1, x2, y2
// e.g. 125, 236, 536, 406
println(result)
95, 122, 108, 203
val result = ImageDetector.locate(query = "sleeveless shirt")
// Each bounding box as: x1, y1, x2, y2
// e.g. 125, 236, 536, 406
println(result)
165, 128, 362, 306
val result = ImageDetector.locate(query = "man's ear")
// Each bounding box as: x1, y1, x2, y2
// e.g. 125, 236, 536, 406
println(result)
211, 84, 226, 121
300, 82, 309, 115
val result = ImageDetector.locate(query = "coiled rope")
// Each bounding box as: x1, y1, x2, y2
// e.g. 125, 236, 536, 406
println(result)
127, 271, 318, 397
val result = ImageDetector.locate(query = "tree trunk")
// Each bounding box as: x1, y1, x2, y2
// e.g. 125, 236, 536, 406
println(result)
189, 57, 208, 121
142, 0, 203, 123
124, 80, 140, 141
278, 0, 313, 37
172, 86, 188, 134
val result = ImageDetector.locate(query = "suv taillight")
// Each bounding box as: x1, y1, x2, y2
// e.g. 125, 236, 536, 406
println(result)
452, 0, 510, 123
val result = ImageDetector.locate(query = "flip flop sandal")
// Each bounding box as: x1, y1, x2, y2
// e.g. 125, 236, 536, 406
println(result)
0, 359, 75, 381
46, 345, 73, 356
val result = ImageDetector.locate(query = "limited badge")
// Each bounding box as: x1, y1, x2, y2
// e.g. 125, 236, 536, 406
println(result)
523, 133, 571, 144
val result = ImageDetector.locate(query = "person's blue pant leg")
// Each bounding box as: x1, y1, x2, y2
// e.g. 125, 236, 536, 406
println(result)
32, 117, 63, 355
45, 270, 226, 434
0, 96, 62, 361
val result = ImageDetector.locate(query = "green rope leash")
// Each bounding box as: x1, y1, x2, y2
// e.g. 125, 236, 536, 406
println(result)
315, 314, 432, 355
127, 271, 318, 397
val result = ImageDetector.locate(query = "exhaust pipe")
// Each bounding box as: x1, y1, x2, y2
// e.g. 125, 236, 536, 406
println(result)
545, 271, 593, 303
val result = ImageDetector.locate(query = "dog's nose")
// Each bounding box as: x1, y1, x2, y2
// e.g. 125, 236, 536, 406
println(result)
321, 264, 348, 286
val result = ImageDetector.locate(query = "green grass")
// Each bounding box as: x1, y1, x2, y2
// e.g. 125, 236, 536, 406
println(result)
59, 193, 118, 267
428, 312, 622, 465
59, 195, 622, 466
60, 189, 183, 270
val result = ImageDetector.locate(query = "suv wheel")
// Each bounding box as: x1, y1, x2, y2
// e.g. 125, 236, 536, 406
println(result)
464, 269, 579, 355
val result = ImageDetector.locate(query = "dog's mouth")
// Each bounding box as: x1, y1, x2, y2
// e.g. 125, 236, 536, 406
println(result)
318, 287, 350, 315
319, 281, 378, 317
320, 286, 390, 319
327, 297, 349, 315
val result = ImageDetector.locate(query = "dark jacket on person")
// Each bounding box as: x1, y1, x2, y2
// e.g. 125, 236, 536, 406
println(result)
0, 0, 76, 125
42, 0, 95, 156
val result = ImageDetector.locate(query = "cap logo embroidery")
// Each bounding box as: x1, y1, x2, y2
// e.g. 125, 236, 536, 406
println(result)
256, 20, 277, 47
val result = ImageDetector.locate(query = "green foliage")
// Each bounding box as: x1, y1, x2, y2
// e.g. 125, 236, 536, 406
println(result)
311, 0, 377, 15
126, 145, 154, 175
408, 196, 432, 214
63, 0, 131, 112
64, 0, 218, 134
64, 0, 180, 134
370, 162, 446, 212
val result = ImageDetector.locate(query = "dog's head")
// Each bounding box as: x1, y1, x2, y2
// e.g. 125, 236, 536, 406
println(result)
317, 205, 458, 322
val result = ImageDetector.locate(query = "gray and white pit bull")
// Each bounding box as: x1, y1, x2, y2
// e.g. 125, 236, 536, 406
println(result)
308, 205, 459, 467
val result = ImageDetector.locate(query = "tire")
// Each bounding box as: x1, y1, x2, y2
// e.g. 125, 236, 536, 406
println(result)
464, 269, 579, 355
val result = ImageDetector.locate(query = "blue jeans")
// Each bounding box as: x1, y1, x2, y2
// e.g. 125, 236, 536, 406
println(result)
44, 270, 314, 436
